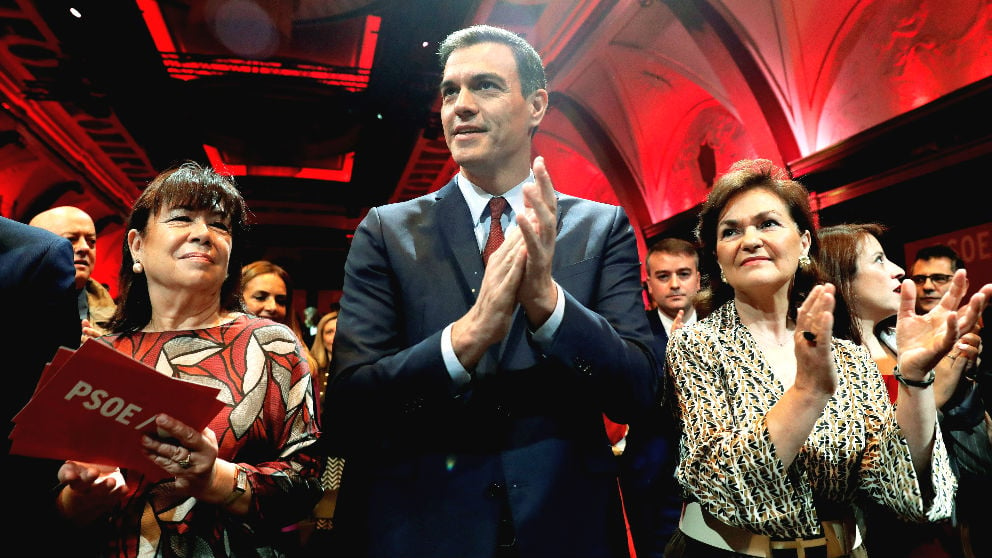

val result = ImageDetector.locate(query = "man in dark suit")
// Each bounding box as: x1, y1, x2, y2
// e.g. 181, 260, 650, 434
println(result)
1, 216, 82, 556
323, 24, 658, 558
907, 244, 992, 557
619, 238, 702, 558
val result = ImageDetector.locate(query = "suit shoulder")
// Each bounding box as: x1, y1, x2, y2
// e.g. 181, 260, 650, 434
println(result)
556, 194, 628, 231
369, 180, 455, 218
0, 216, 65, 251
0, 217, 74, 290
556, 192, 621, 213
375, 191, 435, 213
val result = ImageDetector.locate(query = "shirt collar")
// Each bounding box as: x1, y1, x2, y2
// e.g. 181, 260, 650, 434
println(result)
456, 172, 530, 222
658, 307, 697, 335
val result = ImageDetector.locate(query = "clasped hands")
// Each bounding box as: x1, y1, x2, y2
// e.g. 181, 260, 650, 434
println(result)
451, 156, 558, 368
57, 413, 229, 519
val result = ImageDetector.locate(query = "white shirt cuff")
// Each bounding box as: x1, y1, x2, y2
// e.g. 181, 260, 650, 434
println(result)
442, 323, 472, 388
531, 282, 564, 346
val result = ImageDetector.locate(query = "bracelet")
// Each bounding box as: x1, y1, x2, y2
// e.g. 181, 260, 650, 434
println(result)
223, 465, 249, 506
893, 366, 936, 388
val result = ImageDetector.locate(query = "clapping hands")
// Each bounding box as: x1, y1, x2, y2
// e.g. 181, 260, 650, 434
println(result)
897, 269, 992, 381
515, 156, 559, 326
793, 283, 838, 395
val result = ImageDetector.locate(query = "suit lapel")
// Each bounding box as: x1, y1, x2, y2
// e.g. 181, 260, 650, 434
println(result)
436, 180, 485, 298
647, 310, 667, 343
435, 179, 509, 375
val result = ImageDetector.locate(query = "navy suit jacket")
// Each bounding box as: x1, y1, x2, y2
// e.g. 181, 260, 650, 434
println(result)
324, 179, 659, 558
645, 309, 668, 357
0, 217, 80, 441
617, 310, 682, 558
1, 217, 82, 555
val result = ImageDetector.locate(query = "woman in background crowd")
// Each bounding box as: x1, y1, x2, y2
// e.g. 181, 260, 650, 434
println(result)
301, 308, 343, 555
819, 222, 989, 558
309, 309, 338, 402
54, 161, 322, 557
241, 260, 320, 380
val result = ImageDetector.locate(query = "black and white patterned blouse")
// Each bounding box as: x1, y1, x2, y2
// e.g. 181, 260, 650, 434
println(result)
667, 301, 956, 539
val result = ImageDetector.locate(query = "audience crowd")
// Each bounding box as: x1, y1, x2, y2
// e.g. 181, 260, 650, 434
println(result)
4, 23, 992, 558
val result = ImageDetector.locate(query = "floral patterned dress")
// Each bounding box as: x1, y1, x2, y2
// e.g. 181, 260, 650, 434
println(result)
96, 314, 322, 558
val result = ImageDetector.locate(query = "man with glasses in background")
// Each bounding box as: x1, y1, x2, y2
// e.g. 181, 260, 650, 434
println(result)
910, 244, 992, 558
910, 244, 963, 314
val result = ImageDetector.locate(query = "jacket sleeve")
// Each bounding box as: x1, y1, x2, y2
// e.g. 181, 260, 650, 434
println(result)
541, 204, 659, 424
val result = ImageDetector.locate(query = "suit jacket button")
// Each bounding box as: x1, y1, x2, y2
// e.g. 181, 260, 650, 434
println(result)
401, 397, 423, 414
487, 482, 506, 498
573, 357, 592, 375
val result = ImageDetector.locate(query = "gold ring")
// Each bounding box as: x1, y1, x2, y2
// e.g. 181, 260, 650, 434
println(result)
178, 455, 192, 469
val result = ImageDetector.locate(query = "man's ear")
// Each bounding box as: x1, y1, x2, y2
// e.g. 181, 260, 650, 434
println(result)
528, 88, 549, 128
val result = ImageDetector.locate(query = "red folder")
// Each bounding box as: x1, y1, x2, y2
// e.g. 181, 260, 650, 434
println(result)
9, 340, 224, 481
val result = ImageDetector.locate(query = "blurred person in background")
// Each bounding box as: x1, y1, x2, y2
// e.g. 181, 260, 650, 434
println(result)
620, 237, 704, 558
821, 231, 992, 558
241, 260, 319, 380
310, 309, 339, 402
302, 306, 320, 348
300, 307, 343, 556
29, 205, 116, 339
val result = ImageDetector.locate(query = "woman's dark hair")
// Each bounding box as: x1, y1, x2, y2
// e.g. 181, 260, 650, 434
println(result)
694, 159, 823, 320
818, 222, 888, 346
109, 161, 249, 334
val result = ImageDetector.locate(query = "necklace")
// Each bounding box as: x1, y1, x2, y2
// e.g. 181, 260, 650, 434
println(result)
144, 311, 236, 332
746, 326, 792, 348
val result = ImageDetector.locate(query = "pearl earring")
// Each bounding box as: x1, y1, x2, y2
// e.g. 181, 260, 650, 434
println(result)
719, 267, 727, 282
798, 255, 811, 269
132, 261, 144, 274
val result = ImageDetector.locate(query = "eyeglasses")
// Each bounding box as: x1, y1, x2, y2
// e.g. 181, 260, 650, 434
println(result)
910, 273, 953, 286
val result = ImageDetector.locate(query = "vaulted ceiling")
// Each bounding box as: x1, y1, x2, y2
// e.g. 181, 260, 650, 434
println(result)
2, 0, 989, 304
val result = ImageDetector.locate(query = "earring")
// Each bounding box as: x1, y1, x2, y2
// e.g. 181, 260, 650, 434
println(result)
719, 267, 727, 282
798, 255, 811, 269
132, 261, 144, 274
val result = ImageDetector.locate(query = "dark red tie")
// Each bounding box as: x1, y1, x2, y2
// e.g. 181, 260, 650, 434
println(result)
482, 196, 507, 266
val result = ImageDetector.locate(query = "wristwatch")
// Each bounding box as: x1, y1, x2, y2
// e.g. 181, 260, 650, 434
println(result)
223, 464, 249, 506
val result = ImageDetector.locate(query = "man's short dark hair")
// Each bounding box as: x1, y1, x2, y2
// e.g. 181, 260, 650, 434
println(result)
914, 244, 966, 271
646, 237, 700, 268
438, 24, 547, 98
